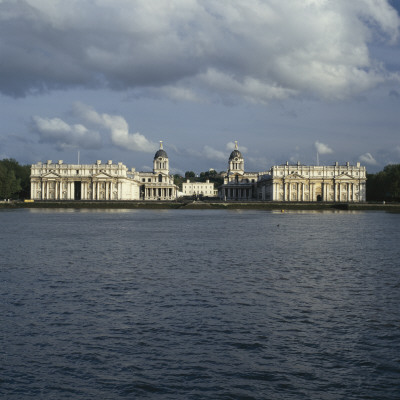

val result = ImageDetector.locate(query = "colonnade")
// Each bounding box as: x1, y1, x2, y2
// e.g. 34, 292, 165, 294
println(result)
32, 180, 120, 200
270, 181, 363, 202
224, 186, 252, 200
144, 187, 174, 200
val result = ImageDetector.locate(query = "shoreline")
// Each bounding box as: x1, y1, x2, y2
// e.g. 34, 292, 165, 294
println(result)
1, 200, 399, 212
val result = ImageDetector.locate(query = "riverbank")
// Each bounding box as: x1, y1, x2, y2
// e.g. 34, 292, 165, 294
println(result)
1, 200, 399, 212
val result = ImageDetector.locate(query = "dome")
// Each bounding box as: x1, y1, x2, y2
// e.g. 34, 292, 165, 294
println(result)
154, 149, 168, 159
229, 140, 242, 160
229, 149, 242, 160
154, 141, 168, 159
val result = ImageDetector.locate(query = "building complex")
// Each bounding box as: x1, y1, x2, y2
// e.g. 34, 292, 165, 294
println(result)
31, 141, 366, 202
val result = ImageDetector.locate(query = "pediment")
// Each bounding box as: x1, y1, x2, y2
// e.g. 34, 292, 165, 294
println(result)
93, 172, 112, 179
335, 173, 353, 180
286, 172, 304, 179
42, 171, 60, 179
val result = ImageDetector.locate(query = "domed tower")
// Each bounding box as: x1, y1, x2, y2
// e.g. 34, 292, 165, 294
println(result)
153, 141, 169, 176
228, 141, 244, 175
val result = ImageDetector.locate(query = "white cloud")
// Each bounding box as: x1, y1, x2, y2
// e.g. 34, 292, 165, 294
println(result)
73, 102, 157, 153
359, 152, 378, 165
32, 116, 101, 150
315, 141, 333, 155
0, 0, 398, 102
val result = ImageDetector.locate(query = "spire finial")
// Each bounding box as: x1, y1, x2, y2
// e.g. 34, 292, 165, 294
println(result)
160, 141, 163, 149
235, 140, 238, 150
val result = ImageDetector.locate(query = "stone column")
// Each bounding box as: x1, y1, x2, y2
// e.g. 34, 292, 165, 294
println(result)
31, 181, 36, 200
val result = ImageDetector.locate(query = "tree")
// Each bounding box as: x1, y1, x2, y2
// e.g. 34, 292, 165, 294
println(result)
173, 174, 184, 189
0, 164, 21, 199
185, 171, 195, 178
0, 158, 30, 199
366, 164, 400, 202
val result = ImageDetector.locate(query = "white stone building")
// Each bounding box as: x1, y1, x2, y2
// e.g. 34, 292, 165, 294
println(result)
138, 142, 177, 200
258, 161, 366, 202
30, 142, 177, 201
182, 180, 217, 197
218, 141, 261, 201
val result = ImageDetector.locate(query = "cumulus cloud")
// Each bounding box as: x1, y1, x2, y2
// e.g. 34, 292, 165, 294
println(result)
314, 141, 333, 155
32, 116, 102, 150
73, 102, 158, 153
359, 152, 378, 165
0, 0, 399, 102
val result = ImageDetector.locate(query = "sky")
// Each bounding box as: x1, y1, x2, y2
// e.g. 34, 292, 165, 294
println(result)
1, 0, 400, 175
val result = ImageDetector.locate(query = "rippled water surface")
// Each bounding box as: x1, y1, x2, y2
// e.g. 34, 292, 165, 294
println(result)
1, 209, 400, 399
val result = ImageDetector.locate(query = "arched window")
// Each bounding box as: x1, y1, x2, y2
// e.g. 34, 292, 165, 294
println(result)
158, 174, 163, 183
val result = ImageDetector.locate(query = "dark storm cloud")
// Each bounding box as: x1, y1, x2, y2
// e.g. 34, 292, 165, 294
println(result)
0, 0, 399, 103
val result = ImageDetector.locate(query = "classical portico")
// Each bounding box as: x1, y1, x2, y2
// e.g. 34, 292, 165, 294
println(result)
258, 162, 366, 202
30, 142, 177, 201
219, 141, 259, 200
138, 142, 177, 200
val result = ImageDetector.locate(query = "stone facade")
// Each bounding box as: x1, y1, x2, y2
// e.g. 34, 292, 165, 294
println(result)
218, 141, 263, 201
258, 162, 366, 202
218, 142, 366, 203
30, 142, 177, 201
139, 142, 177, 200
31, 140, 367, 203
182, 180, 217, 197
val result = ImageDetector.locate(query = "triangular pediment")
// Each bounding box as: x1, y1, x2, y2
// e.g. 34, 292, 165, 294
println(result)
336, 173, 353, 180
286, 172, 304, 179
93, 172, 112, 179
42, 171, 60, 178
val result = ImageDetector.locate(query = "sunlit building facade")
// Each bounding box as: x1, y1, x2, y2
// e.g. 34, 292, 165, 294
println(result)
182, 180, 217, 197
258, 162, 367, 202
218, 141, 262, 201
30, 142, 177, 201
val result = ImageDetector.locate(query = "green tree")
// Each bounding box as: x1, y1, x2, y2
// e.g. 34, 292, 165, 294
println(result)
0, 158, 30, 199
366, 164, 400, 201
0, 164, 21, 199
185, 171, 195, 178
173, 174, 184, 189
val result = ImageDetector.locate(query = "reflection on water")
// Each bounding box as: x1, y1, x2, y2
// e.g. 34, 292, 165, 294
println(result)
1, 209, 399, 400
27, 207, 137, 213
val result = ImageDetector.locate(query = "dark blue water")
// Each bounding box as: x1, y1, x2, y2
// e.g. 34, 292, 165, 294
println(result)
1, 209, 400, 399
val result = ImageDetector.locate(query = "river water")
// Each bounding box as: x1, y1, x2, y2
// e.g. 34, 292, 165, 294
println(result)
1, 209, 399, 399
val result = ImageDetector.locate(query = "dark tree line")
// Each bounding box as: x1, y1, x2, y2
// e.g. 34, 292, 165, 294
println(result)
0, 159, 30, 200
367, 164, 400, 202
